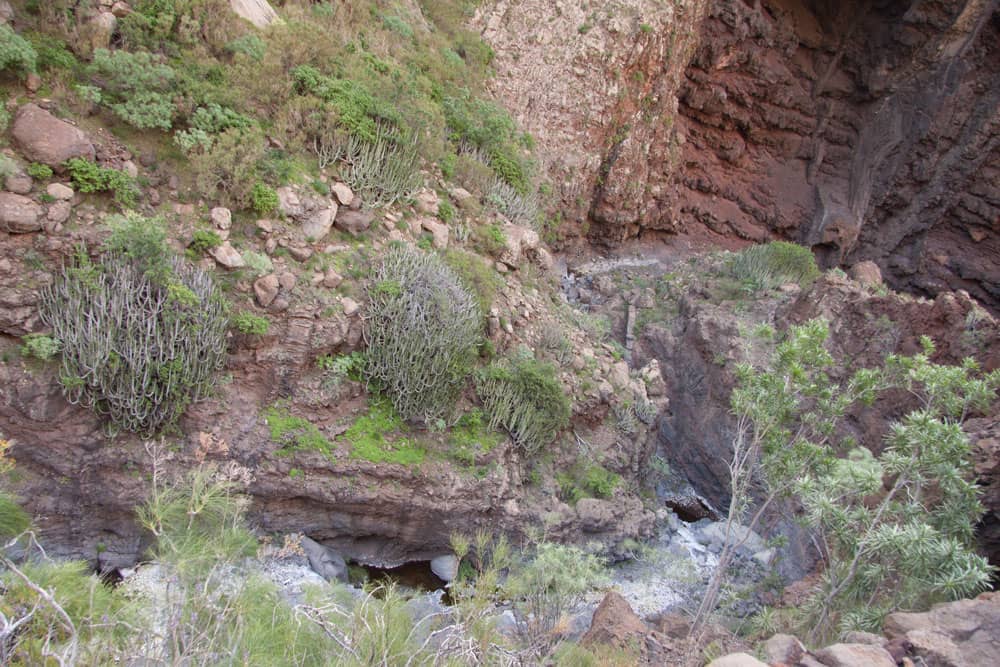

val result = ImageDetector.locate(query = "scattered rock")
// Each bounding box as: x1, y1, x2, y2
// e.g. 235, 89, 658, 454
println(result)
300, 201, 337, 241
85, 12, 117, 52
229, 0, 280, 29
764, 634, 806, 664
121, 160, 138, 178
706, 653, 768, 667
430, 554, 459, 582
849, 260, 883, 286
276, 186, 302, 218
498, 224, 540, 268
4, 174, 32, 195
287, 245, 313, 262
576, 498, 615, 531
278, 272, 296, 291
211, 206, 232, 229
414, 188, 440, 216
299, 536, 348, 583
331, 182, 354, 206
47, 201, 72, 224
813, 643, 896, 667
111, 2, 132, 18
581, 591, 648, 650
24, 72, 41, 94
209, 242, 245, 269
254, 274, 280, 307
341, 297, 360, 317
0, 193, 43, 233
46, 183, 74, 201
335, 208, 374, 235
883, 592, 1000, 667
256, 218, 274, 234
322, 269, 343, 289
11, 104, 95, 167
420, 217, 449, 248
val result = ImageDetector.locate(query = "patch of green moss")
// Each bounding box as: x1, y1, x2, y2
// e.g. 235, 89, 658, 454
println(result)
341, 399, 425, 465
448, 408, 504, 467
262, 405, 332, 456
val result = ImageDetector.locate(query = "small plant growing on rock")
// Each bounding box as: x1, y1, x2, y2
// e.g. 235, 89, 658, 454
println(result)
20, 333, 60, 361
40, 215, 228, 434
187, 229, 222, 256
65, 158, 140, 209
26, 163, 53, 180
728, 240, 819, 292
475, 350, 570, 455
231, 311, 269, 336
250, 182, 279, 216
364, 246, 481, 422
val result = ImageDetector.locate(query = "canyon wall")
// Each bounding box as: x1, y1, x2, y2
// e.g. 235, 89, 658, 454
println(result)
478, 0, 1000, 309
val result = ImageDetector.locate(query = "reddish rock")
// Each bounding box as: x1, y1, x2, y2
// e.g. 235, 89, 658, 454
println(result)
580, 591, 648, 650
849, 260, 883, 286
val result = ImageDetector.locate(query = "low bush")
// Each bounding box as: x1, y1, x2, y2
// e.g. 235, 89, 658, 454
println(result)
364, 246, 481, 422
21, 333, 60, 361
475, 352, 571, 455
27, 162, 53, 180
187, 229, 222, 255
251, 182, 279, 215
191, 125, 267, 209
86, 48, 177, 130
729, 241, 819, 292
0, 25, 38, 78
231, 311, 269, 335
65, 158, 141, 209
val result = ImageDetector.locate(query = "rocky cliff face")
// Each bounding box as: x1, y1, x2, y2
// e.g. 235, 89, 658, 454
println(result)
479, 0, 1000, 310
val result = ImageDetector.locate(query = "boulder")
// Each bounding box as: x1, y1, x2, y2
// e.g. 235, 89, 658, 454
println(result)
430, 554, 459, 582
47, 201, 72, 224
210, 207, 232, 229
230, 0, 279, 29
341, 297, 360, 317
765, 633, 806, 664
11, 104, 95, 168
849, 260, 883, 286
335, 208, 374, 235
276, 186, 302, 218
299, 536, 348, 583
420, 217, 449, 248
576, 498, 615, 531
813, 643, 896, 667
278, 272, 296, 290
46, 183, 74, 201
414, 189, 440, 215
5, 174, 32, 195
331, 182, 354, 206
706, 653, 768, 667
208, 242, 245, 269
498, 224, 540, 268
84, 12, 117, 53
254, 274, 280, 307
322, 269, 343, 289
300, 201, 337, 241
581, 591, 648, 650
883, 592, 1000, 667
0, 193, 44, 233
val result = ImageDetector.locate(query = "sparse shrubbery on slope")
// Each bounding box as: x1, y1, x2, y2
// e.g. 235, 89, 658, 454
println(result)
40, 213, 228, 434
729, 240, 820, 292
364, 246, 481, 423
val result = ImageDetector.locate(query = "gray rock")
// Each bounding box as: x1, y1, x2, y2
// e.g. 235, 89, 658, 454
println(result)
47, 201, 72, 224
813, 643, 896, 667
764, 634, 806, 665
335, 208, 374, 235
331, 182, 354, 206
12, 104, 95, 167
5, 174, 32, 194
430, 554, 459, 582
420, 216, 449, 248
414, 188, 440, 215
254, 274, 280, 307
230, 0, 280, 29
341, 297, 360, 317
300, 202, 337, 241
46, 183, 74, 200
0, 192, 43, 233
299, 536, 349, 583
706, 653, 768, 667
276, 186, 302, 217
210, 206, 232, 229
208, 242, 245, 269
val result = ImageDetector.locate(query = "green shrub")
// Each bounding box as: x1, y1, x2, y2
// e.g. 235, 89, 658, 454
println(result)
251, 182, 279, 215
191, 126, 267, 208
0, 25, 38, 78
21, 333, 61, 361
242, 250, 273, 276
26, 162, 53, 180
65, 158, 141, 209
291, 64, 399, 143
40, 217, 228, 434
441, 247, 503, 314
175, 103, 255, 153
475, 352, 571, 455
231, 311, 269, 335
225, 33, 266, 61
87, 48, 177, 130
187, 229, 222, 255
473, 223, 507, 257
0, 154, 17, 180
342, 399, 426, 465
323, 125, 421, 207
25, 32, 76, 71
364, 246, 481, 422
729, 241, 819, 292
0, 490, 30, 539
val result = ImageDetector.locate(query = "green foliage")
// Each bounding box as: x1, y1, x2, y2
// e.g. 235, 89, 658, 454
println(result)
728, 319, 998, 641
87, 48, 177, 130
21, 333, 61, 361
225, 33, 266, 61
505, 542, 607, 649
443, 91, 532, 191
187, 228, 222, 255
175, 103, 255, 153
231, 311, 269, 336
26, 32, 77, 71
322, 125, 422, 207
475, 351, 571, 455
342, 398, 426, 465
262, 405, 332, 456
317, 351, 365, 380
251, 181, 279, 215
191, 125, 267, 209
364, 246, 481, 422
0, 491, 30, 539
0, 25, 38, 78
65, 158, 141, 209
242, 250, 273, 276
729, 241, 820, 292
441, 247, 503, 314
557, 464, 621, 503
26, 162, 53, 180
473, 222, 507, 257
448, 407, 504, 466
292, 64, 399, 143
40, 217, 228, 434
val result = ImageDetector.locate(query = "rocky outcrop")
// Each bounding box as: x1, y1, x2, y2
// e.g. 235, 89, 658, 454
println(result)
229, 0, 279, 29
479, 0, 1000, 310
11, 104, 95, 168
0, 193, 44, 233
883, 591, 1000, 667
